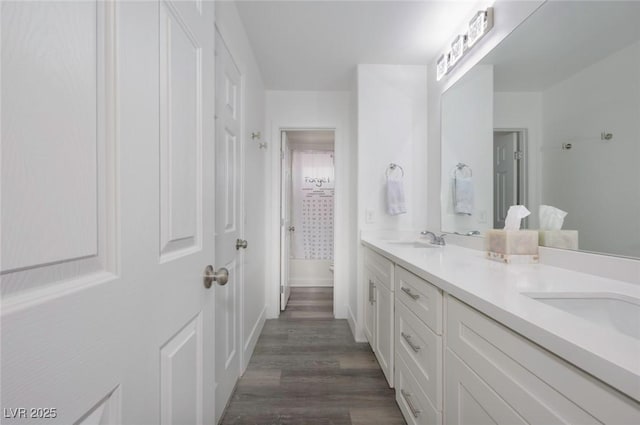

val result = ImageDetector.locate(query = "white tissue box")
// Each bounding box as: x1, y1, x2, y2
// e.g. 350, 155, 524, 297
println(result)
538, 230, 578, 250
486, 229, 539, 264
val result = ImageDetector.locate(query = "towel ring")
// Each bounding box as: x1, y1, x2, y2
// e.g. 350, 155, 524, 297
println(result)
386, 163, 404, 178
453, 163, 472, 178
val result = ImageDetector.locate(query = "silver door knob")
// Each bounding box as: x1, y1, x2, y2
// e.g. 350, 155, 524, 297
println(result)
288, 226, 295, 232
203, 265, 229, 288
236, 239, 248, 250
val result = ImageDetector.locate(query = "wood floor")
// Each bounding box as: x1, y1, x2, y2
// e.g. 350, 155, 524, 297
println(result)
220, 287, 406, 425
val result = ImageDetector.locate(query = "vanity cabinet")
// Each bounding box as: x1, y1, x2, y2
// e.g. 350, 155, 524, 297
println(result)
445, 296, 640, 425
394, 266, 443, 425
363, 247, 394, 387
361, 242, 639, 425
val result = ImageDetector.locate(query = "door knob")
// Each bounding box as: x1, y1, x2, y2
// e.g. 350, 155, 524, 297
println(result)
236, 239, 248, 250
203, 265, 229, 288
288, 226, 295, 232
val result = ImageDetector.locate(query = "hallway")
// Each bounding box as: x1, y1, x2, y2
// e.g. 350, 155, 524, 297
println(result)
220, 288, 406, 425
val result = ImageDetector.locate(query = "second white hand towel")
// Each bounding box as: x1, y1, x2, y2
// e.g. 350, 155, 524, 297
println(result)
454, 176, 474, 215
387, 177, 407, 215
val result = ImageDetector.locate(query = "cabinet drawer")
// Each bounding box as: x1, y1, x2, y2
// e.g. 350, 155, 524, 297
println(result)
395, 266, 442, 334
395, 354, 442, 425
395, 299, 442, 410
364, 247, 394, 291
446, 296, 640, 424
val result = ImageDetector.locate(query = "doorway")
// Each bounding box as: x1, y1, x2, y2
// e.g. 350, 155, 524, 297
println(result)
280, 130, 335, 312
493, 128, 528, 229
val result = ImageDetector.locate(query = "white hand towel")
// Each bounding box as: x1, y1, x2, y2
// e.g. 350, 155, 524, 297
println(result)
454, 176, 473, 215
386, 178, 407, 216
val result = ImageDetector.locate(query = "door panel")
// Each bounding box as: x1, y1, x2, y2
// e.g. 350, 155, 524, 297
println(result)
159, 1, 203, 261
493, 132, 517, 229
1, 1, 98, 272
217, 259, 238, 366
1, 0, 114, 304
214, 31, 242, 421
160, 314, 203, 425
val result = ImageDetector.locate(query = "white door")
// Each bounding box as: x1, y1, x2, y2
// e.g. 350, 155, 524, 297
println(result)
1, 1, 216, 424
280, 132, 292, 310
494, 131, 518, 228
214, 31, 242, 421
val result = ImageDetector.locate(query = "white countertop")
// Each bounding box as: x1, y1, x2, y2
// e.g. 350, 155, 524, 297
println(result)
361, 235, 640, 402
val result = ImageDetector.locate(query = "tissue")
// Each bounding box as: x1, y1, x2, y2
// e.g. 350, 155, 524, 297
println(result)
504, 205, 531, 230
486, 205, 538, 263
538, 205, 577, 249
539, 205, 567, 230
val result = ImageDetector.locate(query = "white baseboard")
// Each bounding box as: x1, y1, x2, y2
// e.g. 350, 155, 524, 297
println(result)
347, 304, 366, 342
290, 278, 333, 287
242, 306, 266, 373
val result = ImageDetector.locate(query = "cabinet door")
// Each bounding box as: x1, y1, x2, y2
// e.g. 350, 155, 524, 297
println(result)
363, 268, 375, 345
375, 281, 394, 387
446, 296, 639, 424
445, 349, 528, 425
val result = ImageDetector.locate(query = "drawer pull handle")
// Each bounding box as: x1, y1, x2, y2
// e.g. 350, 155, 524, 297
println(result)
401, 332, 421, 352
401, 389, 421, 418
401, 287, 420, 300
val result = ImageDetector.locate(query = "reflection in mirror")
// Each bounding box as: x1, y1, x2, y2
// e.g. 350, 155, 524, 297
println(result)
441, 1, 640, 258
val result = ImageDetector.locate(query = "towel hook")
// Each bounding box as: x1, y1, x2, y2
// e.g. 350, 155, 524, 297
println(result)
386, 163, 404, 178
454, 163, 472, 178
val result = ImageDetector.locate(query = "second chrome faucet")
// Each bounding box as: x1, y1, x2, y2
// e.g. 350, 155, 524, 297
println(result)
420, 231, 446, 246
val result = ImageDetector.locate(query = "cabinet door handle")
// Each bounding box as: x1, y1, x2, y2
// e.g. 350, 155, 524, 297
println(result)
401, 332, 421, 352
401, 389, 421, 418
368, 280, 376, 304
401, 286, 420, 300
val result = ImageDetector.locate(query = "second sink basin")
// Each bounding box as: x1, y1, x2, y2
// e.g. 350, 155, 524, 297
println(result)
523, 292, 640, 340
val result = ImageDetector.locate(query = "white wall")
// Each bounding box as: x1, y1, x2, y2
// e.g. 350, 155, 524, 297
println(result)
357, 65, 428, 232
290, 259, 333, 287
215, 1, 267, 372
540, 41, 640, 258
441, 65, 493, 234
494, 91, 543, 229
265, 91, 354, 320
355, 64, 428, 342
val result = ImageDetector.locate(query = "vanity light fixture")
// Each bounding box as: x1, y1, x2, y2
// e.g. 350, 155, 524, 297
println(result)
436, 54, 448, 81
467, 9, 493, 48
449, 35, 466, 67
436, 7, 494, 81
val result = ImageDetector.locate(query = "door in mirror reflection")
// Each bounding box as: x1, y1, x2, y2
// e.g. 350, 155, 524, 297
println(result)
493, 130, 527, 229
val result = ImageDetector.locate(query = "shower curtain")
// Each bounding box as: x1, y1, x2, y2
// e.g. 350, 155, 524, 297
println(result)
292, 150, 334, 260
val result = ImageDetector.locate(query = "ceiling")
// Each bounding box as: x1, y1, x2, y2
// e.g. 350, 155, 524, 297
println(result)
286, 130, 335, 150
235, 0, 477, 91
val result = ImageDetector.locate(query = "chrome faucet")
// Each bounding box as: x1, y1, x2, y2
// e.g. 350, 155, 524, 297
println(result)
420, 231, 446, 246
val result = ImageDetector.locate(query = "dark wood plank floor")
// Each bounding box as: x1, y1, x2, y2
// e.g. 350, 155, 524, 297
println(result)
220, 287, 406, 425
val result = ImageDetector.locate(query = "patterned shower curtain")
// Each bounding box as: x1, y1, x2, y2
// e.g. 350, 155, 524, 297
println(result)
292, 150, 334, 260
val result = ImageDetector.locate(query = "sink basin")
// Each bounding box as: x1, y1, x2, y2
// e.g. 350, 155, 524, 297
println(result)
386, 240, 439, 248
524, 292, 640, 340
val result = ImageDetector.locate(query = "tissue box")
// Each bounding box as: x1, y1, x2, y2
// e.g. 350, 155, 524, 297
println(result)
486, 229, 539, 264
538, 230, 578, 250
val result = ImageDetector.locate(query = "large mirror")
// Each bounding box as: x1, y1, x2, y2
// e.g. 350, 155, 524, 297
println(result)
441, 1, 640, 259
